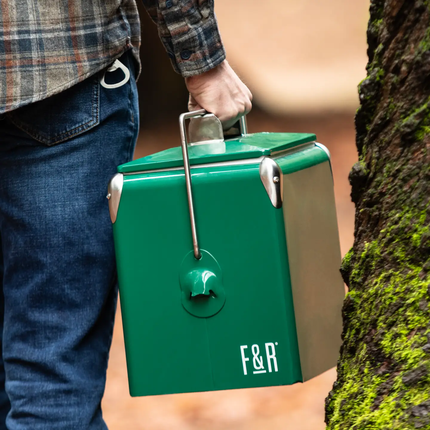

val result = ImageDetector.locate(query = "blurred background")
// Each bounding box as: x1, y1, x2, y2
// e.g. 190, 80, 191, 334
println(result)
103, 1, 369, 428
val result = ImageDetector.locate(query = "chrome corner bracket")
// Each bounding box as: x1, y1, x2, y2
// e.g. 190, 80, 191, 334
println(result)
315, 142, 331, 160
107, 173, 124, 224
315, 142, 334, 179
259, 157, 283, 209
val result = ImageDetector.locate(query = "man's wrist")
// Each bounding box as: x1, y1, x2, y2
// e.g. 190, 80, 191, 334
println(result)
185, 60, 227, 89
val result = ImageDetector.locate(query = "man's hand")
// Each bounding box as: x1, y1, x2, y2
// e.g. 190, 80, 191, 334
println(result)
185, 60, 252, 130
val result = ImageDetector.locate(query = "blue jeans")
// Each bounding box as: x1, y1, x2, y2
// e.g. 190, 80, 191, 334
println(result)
0, 51, 139, 429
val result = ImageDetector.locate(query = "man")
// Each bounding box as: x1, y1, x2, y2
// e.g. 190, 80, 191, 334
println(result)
0, 0, 252, 428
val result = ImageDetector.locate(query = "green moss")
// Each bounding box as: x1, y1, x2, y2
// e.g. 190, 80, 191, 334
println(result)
375, 67, 385, 82
396, 96, 430, 142
359, 157, 370, 176
385, 98, 397, 119
418, 22, 430, 52
391, 74, 400, 87
341, 248, 354, 274
373, 18, 383, 30
382, 161, 395, 179
327, 204, 430, 429
415, 125, 430, 141
412, 226, 429, 247
329, 268, 430, 429
399, 97, 430, 125
367, 46, 385, 78
349, 240, 382, 286
375, 269, 428, 363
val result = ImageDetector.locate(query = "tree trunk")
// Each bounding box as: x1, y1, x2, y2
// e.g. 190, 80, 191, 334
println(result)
325, 0, 430, 428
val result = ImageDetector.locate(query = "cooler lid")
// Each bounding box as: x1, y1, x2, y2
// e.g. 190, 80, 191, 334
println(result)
118, 132, 316, 174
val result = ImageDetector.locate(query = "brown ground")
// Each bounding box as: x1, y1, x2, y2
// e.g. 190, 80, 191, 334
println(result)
102, 110, 358, 429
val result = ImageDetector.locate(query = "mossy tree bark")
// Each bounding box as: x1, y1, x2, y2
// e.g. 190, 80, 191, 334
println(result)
325, 0, 430, 428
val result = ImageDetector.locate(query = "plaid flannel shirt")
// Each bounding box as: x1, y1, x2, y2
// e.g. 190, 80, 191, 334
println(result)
0, 0, 225, 114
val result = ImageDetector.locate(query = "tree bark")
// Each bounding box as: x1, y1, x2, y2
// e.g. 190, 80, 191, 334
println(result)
325, 0, 430, 428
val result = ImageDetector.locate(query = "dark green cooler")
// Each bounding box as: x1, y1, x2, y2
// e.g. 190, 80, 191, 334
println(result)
108, 111, 344, 397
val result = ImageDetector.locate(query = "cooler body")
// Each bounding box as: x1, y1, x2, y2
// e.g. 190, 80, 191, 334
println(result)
109, 130, 344, 397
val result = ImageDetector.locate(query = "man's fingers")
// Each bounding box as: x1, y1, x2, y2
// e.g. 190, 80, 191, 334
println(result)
185, 60, 253, 130
217, 100, 251, 127
188, 94, 200, 112
244, 98, 252, 115
247, 87, 253, 102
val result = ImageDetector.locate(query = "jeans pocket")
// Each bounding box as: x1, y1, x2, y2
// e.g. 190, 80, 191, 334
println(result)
7, 75, 100, 146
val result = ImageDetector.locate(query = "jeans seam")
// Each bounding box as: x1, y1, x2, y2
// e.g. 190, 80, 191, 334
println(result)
125, 73, 137, 162
100, 272, 118, 378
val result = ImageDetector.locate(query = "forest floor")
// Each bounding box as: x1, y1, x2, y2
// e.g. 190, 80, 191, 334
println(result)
102, 110, 358, 430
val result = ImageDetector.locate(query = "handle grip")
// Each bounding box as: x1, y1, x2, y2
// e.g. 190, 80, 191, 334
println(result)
180, 110, 248, 146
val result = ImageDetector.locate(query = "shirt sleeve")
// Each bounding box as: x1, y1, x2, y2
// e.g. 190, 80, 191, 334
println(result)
141, 0, 226, 77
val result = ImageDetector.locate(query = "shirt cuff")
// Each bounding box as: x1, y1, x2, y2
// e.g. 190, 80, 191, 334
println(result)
158, 0, 226, 77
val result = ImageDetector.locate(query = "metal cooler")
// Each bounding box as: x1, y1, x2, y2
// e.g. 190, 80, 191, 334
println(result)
108, 111, 344, 396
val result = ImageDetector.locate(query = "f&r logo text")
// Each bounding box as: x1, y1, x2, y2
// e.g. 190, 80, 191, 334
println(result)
240, 343, 279, 376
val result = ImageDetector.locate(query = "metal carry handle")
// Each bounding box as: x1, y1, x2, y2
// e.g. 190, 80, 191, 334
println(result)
179, 110, 248, 260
